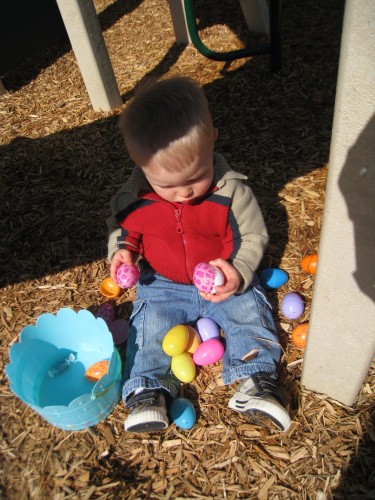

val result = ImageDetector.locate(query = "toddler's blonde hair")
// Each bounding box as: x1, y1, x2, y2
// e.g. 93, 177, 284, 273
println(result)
119, 76, 214, 171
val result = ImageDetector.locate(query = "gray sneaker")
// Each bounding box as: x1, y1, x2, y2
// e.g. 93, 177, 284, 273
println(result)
228, 373, 291, 432
124, 390, 169, 432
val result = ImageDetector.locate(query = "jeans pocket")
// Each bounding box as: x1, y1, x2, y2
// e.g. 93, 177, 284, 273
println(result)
253, 286, 276, 331
129, 299, 147, 349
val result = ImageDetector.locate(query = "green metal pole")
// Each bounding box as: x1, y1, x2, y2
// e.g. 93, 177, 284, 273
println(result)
183, 0, 281, 71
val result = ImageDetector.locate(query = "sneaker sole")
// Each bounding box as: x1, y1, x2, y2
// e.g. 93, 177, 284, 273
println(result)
228, 392, 291, 432
124, 406, 169, 433
125, 420, 169, 433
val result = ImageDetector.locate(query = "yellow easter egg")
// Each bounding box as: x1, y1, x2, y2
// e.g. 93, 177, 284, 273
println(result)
185, 325, 201, 354
171, 353, 196, 383
85, 360, 109, 382
162, 325, 189, 356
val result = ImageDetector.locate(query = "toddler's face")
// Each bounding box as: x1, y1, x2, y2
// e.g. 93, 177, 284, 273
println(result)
141, 132, 216, 203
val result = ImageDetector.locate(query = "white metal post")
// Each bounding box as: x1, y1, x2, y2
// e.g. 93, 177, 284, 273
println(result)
55, 0, 122, 111
301, 0, 375, 405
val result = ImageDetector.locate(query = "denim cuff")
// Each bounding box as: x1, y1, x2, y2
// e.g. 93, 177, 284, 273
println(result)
221, 362, 277, 385
122, 376, 179, 403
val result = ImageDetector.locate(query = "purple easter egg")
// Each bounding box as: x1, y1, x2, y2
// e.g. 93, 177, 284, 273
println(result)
196, 317, 220, 341
95, 302, 115, 326
109, 319, 129, 345
281, 292, 304, 320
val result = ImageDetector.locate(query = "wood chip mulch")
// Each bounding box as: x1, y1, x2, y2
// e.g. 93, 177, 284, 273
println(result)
1, 0, 374, 498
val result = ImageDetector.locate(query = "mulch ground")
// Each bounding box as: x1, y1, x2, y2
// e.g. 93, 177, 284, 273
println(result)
1, 0, 374, 498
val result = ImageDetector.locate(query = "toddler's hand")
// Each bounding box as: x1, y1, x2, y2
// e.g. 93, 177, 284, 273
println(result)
110, 249, 135, 283
199, 258, 242, 303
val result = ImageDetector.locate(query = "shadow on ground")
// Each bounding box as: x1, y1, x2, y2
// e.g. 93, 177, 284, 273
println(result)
0, 0, 344, 289
1, 0, 143, 90
333, 404, 375, 498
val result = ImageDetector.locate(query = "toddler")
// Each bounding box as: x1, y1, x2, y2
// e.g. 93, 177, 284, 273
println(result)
107, 76, 290, 433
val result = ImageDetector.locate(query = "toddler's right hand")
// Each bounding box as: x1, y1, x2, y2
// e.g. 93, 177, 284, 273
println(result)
199, 258, 242, 303
110, 249, 135, 283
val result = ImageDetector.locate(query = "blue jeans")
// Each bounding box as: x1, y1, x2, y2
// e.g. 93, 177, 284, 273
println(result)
122, 263, 281, 401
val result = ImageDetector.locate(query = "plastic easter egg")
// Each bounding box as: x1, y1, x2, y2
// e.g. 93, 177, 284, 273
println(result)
193, 338, 225, 366
116, 264, 140, 288
109, 319, 129, 345
193, 263, 225, 294
85, 360, 109, 382
259, 268, 289, 289
170, 397, 196, 430
301, 254, 318, 274
281, 292, 305, 320
196, 317, 220, 341
171, 353, 196, 383
185, 326, 201, 354
162, 325, 189, 356
292, 323, 309, 349
99, 278, 123, 298
95, 302, 115, 326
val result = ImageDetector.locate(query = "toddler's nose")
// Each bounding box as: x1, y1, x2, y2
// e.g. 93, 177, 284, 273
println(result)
179, 187, 194, 199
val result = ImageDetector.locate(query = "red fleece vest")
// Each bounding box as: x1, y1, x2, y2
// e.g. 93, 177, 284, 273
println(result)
119, 191, 237, 284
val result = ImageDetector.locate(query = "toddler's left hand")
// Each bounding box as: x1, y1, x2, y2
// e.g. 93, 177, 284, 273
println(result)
199, 258, 242, 303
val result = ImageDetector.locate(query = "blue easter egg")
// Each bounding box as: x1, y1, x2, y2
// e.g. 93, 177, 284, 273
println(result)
281, 292, 304, 319
170, 397, 196, 430
259, 268, 289, 289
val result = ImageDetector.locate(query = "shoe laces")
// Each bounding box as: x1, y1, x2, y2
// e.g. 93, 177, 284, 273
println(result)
240, 373, 285, 406
126, 390, 161, 410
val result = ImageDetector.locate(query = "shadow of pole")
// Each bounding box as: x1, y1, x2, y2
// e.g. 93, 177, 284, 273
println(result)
1, 0, 144, 91
333, 403, 375, 498
338, 113, 375, 303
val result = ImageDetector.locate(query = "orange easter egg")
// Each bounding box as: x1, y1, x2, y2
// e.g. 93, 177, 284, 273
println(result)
185, 325, 201, 354
291, 323, 309, 349
85, 360, 109, 382
99, 278, 123, 298
301, 254, 318, 274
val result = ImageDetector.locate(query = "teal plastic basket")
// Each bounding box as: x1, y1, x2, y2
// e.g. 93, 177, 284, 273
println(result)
6, 308, 122, 431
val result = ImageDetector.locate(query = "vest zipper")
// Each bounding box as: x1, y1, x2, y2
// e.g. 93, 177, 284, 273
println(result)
174, 206, 191, 278
142, 196, 191, 279
143, 195, 185, 235
174, 208, 184, 234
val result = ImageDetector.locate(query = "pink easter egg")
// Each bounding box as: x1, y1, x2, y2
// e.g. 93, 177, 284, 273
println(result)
95, 302, 115, 326
193, 263, 224, 294
193, 338, 224, 366
116, 264, 140, 288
